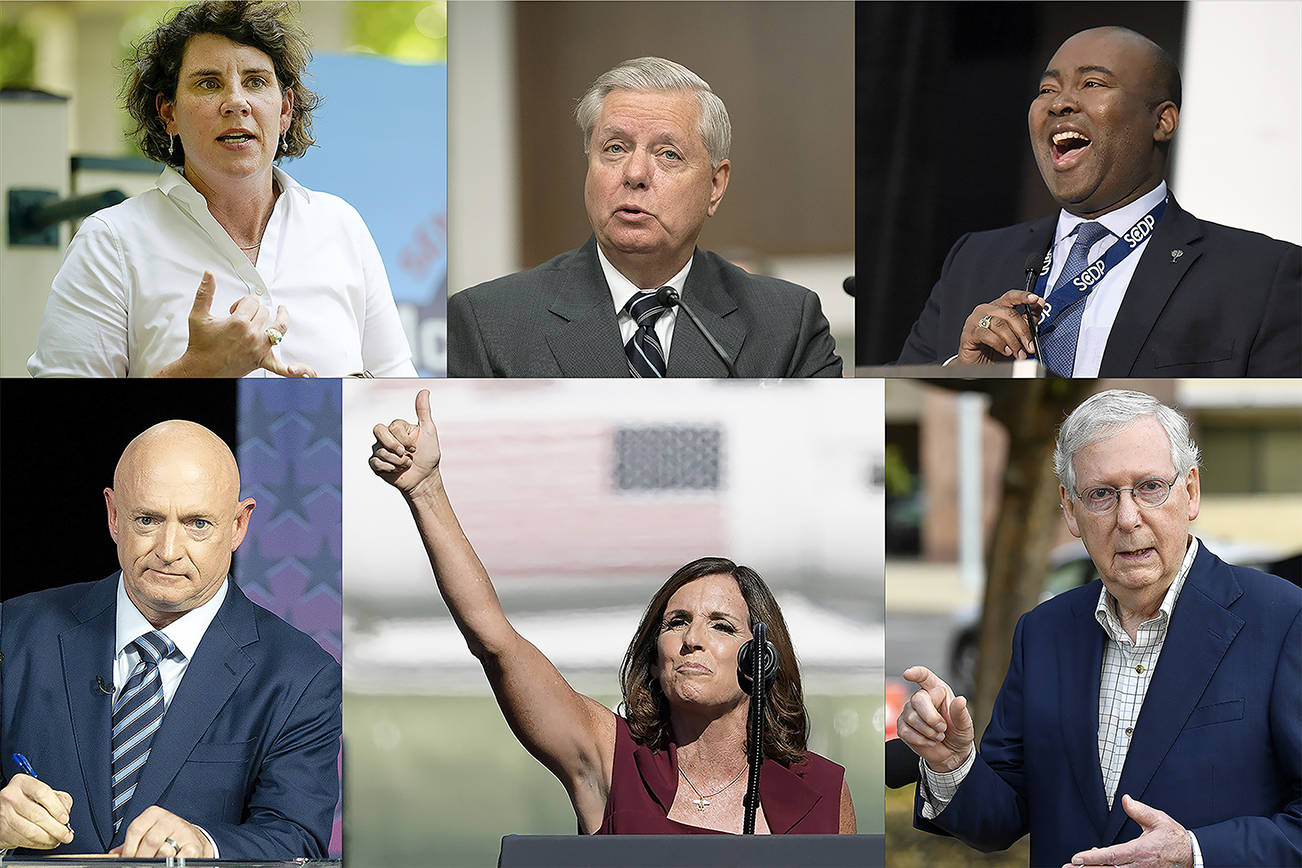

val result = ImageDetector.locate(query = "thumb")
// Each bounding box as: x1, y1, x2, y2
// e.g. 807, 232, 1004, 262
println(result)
1121, 794, 1161, 829
415, 389, 434, 428
190, 271, 216, 318
948, 695, 975, 742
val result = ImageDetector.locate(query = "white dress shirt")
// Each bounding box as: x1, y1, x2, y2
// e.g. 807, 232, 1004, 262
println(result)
597, 244, 692, 360
919, 535, 1205, 866
113, 574, 229, 856
1043, 181, 1167, 377
28, 166, 416, 378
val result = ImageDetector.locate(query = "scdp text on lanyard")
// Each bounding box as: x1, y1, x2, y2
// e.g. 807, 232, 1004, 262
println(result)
1035, 197, 1168, 335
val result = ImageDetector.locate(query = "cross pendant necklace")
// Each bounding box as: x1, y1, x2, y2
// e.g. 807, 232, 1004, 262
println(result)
691, 796, 710, 811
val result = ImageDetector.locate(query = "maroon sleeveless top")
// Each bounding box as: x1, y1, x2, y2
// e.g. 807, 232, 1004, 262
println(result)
596, 716, 845, 834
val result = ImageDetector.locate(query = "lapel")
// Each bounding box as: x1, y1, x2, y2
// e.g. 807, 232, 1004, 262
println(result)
756, 757, 822, 833
665, 251, 745, 377
1102, 547, 1243, 843
61, 575, 120, 850
1099, 195, 1204, 376
543, 238, 632, 377
1058, 584, 1109, 839
117, 580, 257, 842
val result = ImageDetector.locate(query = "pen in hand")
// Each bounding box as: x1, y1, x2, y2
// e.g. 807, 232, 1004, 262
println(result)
11, 753, 74, 835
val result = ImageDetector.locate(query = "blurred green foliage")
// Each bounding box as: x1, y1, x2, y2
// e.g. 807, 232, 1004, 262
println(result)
346, 691, 884, 868
349, 1, 446, 62
886, 785, 1030, 867
0, 20, 36, 89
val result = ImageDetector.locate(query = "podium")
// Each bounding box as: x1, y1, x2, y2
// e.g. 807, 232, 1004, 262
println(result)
498, 834, 884, 867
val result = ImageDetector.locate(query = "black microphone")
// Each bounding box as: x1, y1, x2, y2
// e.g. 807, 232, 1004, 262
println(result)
842, 275, 855, 297
96, 675, 115, 695
885, 738, 921, 788
1013, 250, 1048, 362
736, 634, 777, 696
653, 286, 738, 378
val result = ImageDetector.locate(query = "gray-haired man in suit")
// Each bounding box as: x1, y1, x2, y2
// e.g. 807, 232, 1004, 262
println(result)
449, 57, 842, 379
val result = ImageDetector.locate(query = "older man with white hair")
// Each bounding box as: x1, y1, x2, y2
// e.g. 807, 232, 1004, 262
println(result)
897, 389, 1302, 868
448, 56, 841, 378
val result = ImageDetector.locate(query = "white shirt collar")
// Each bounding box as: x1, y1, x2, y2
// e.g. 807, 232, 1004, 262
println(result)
596, 243, 694, 317
156, 164, 310, 207
1094, 535, 1199, 638
1056, 181, 1167, 243
115, 572, 229, 662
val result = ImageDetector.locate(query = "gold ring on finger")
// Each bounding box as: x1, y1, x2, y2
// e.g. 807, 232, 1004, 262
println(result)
265, 327, 284, 346
978, 314, 994, 329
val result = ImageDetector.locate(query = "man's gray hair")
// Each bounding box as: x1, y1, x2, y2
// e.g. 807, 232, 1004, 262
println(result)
1053, 390, 1201, 493
575, 56, 731, 170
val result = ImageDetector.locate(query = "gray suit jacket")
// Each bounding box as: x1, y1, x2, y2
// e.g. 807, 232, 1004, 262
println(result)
448, 238, 842, 377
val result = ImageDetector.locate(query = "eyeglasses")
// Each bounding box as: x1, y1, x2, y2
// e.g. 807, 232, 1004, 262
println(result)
1072, 475, 1179, 514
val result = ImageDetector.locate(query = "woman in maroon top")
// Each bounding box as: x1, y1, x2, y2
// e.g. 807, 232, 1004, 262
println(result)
369, 390, 856, 835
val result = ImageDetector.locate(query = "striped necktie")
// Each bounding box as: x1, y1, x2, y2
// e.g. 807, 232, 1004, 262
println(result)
1039, 221, 1111, 377
111, 630, 175, 833
624, 289, 669, 378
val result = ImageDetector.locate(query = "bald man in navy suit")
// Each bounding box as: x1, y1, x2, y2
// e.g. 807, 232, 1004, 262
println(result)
0, 421, 339, 859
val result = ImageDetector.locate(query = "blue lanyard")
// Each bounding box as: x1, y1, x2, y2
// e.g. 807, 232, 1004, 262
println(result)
1035, 197, 1167, 334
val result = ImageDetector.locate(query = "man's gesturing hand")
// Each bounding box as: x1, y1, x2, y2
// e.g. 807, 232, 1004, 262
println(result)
109, 805, 214, 859
0, 774, 74, 850
957, 290, 1043, 364
161, 271, 317, 378
370, 389, 442, 498
1064, 794, 1193, 868
897, 665, 975, 773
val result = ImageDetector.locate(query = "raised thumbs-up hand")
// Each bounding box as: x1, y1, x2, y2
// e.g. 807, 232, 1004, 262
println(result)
370, 389, 443, 498
154, 272, 317, 378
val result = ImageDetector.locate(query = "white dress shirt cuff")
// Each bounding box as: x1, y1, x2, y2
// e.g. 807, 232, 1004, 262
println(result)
1188, 829, 1202, 868
942, 353, 960, 367
195, 824, 219, 858
918, 748, 975, 819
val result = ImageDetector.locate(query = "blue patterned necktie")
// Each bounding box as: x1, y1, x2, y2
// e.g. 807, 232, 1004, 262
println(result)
1039, 221, 1112, 377
624, 289, 669, 378
111, 630, 175, 833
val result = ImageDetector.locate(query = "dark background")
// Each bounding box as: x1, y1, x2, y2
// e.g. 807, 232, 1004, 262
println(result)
855, 1, 1187, 365
0, 380, 239, 600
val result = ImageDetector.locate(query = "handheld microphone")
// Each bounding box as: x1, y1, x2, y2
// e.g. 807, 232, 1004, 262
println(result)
1014, 250, 1047, 362
96, 675, 115, 695
653, 286, 738, 378
736, 634, 778, 696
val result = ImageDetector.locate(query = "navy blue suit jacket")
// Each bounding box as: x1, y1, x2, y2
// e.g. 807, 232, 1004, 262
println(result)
0, 574, 341, 858
896, 195, 1302, 376
915, 545, 1302, 867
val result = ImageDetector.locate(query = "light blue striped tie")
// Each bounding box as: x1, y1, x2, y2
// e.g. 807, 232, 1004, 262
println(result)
624, 289, 668, 378
1039, 221, 1111, 377
111, 630, 174, 833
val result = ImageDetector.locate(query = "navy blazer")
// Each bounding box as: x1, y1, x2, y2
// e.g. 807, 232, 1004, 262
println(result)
448, 236, 842, 378
0, 575, 341, 858
915, 545, 1302, 867
896, 195, 1302, 376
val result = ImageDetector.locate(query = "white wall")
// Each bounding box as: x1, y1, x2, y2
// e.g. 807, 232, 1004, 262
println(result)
1174, 1, 1302, 243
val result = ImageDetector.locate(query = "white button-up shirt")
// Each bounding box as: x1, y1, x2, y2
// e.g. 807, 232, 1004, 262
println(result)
1044, 182, 1167, 377
597, 244, 692, 360
112, 574, 229, 856
29, 166, 416, 378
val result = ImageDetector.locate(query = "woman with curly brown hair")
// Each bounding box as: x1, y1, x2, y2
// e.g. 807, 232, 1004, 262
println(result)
29, 1, 415, 378
369, 390, 856, 835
